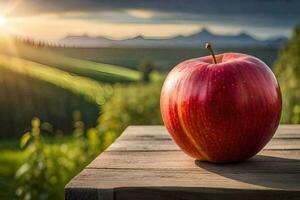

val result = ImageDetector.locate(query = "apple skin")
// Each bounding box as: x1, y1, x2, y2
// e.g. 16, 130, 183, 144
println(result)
160, 53, 282, 163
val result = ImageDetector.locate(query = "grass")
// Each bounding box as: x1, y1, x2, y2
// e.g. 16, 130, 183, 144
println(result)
0, 141, 23, 199
47, 46, 280, 71
0, 53, 162, 137
0, 137, 85, 200
0, 43, 141, 83
0, 53, 119, 137
0, 53, 113, 104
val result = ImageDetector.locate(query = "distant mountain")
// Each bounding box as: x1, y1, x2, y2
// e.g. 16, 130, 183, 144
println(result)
58, 28, 288, 48
59, 34, 114, 47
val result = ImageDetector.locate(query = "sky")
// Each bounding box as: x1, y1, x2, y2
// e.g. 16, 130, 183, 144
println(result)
0, 0, 299, 41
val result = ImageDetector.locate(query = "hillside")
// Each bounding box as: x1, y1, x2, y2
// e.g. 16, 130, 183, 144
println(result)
50, 46, 279, 71
0, 53, 113, 137
0, 41, 140, 83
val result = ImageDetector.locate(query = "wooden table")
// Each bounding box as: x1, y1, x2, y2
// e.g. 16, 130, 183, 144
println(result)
65, 125, 300, 200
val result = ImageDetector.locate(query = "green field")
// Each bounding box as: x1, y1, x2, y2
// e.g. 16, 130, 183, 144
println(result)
0, 39, 147, 138
45, 46, 280, 71
0, 53, 117, 137
0, 42, 140, 83
0, 140, 24, 199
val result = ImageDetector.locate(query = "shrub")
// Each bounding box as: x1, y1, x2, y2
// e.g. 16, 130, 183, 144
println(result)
14, 81, 164, 199
15, 118, 51, 200
273, 25, 300, 124
15, 115, 103, 200
139, 60, 155, 83
99, 82, 163, 136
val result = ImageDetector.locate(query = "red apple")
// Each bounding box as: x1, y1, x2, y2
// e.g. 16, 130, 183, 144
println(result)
160, 44, 282, 163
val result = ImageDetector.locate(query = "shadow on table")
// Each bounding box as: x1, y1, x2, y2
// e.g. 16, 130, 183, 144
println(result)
195, 155, 300, 190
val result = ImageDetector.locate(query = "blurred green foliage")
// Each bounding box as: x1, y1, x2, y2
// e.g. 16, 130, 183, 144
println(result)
139, 60, 155, 83
274, 25, 300, 124
14, 114, 104, 200
2, 81, 162, 200
15, 118, 51, 200
99, 82, 163, 135
0, 135, 101, 200
0, 41, 163, 199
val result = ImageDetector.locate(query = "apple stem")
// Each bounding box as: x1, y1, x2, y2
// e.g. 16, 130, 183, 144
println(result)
205, 43, 217, 64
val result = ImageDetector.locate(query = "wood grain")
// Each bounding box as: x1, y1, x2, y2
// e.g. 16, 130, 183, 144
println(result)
65, 125, 300, 200
107, 138, 300, 151
87, 150, 300, 171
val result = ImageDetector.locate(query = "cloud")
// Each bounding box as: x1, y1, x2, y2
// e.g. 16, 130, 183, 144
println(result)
2, 0, 299, 39
2, 0, 300, 16
9, 17, 203, 40
1, 0, 298, 29
126, 9, 155, 19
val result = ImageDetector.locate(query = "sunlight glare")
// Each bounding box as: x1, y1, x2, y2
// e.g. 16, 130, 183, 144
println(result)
0, 15, 7, 27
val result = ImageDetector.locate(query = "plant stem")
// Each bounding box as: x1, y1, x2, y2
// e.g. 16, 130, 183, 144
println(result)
205, 43, 217, 64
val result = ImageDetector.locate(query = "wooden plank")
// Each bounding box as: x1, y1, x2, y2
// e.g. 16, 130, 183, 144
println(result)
109, 125, 300, 151
122, 125, 300, 134
65, 125, 300, 200
108, 138, 300, 151
67, 168, 300, 191
265, 138, 300, 149
119, 126, 300, 141
87, 150, 300, 172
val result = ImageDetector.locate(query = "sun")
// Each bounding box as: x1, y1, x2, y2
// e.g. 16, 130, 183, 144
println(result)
0, 15, 7, 27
